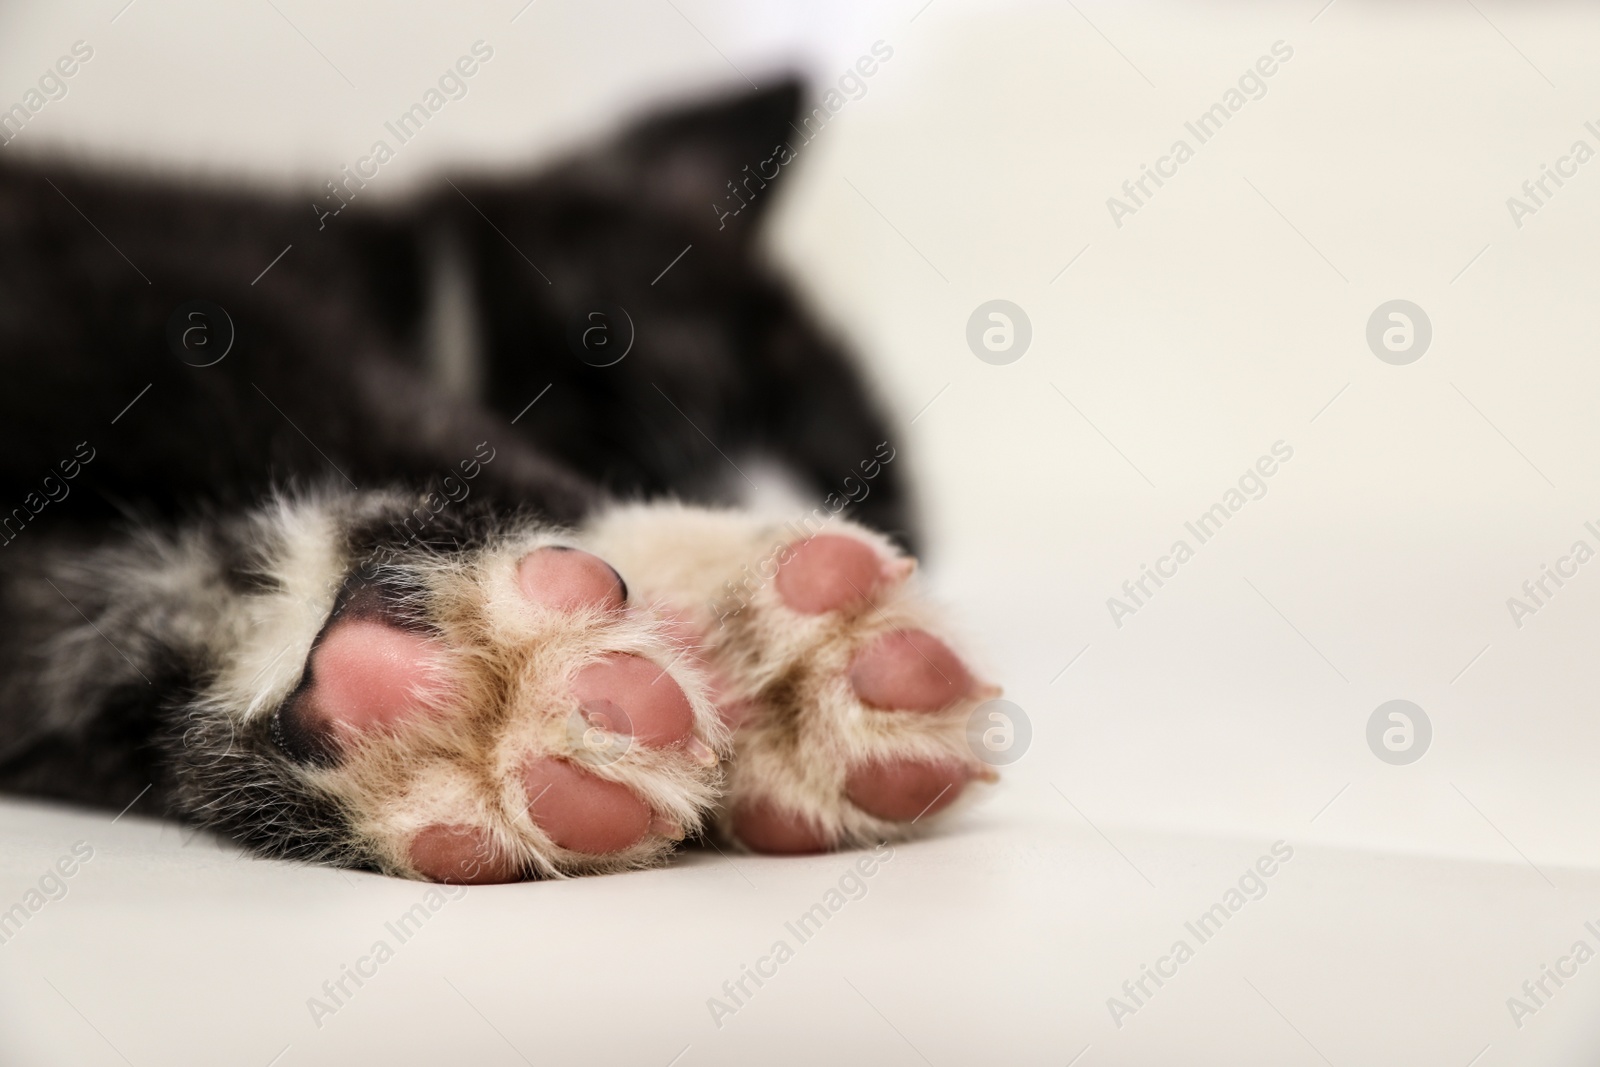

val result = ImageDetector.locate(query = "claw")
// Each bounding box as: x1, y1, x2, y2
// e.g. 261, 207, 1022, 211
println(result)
650, 814, 687, 841
685, 737, 719, 767
881, 556, 917, 586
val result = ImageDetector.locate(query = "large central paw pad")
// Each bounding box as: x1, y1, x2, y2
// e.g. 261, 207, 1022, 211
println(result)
271, 544, 724, 882
274, 617, 449, 764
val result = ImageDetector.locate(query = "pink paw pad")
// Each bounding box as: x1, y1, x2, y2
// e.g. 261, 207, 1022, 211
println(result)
522, 757, 652, 854
276, 617, 452, 762
517, 546, 627, 613
845, 759, 971, 822
775, 534, 912, 614
570, 652, 697, 750
731, 799, 833, 854
408, 825, 520, 884
849, 629, 976, 712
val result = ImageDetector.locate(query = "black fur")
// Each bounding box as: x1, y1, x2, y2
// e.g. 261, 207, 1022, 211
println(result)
0, 81, 914, 861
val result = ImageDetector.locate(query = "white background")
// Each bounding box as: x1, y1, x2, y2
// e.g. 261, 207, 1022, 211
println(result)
2, 1, 1600, 1063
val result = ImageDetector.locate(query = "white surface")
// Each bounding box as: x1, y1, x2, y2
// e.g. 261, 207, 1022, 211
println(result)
4, 0, 1600, 1063
5, 796, 1600, 1067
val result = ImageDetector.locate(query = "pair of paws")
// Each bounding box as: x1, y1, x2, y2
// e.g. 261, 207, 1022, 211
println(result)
255, 504, 997, 883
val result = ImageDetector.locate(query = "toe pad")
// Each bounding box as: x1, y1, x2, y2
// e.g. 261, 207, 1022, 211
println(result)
846, 758, 970, 822
523, 757, 652, 854
518, 546, 628, 613
850, 629, 975, 712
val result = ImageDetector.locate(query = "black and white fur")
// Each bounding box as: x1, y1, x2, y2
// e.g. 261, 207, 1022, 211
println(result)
0, 82, 983, 878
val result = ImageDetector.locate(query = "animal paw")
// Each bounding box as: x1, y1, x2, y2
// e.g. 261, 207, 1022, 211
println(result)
582, 504, 998, 856
212, 507, 726, 883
